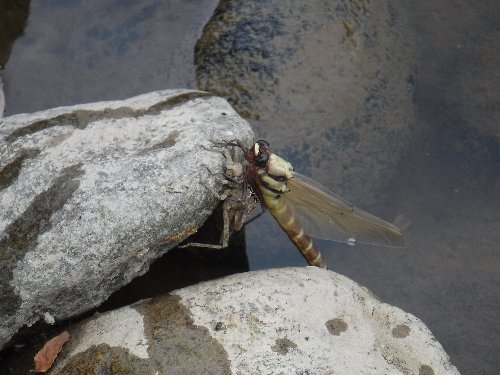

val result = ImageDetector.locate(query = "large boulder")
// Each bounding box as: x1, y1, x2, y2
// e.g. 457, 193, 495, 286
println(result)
49, 268, 460, 374
0, 89, 254, 349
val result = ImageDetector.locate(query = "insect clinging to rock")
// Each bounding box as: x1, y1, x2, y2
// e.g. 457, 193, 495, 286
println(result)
182, 139, 404, 269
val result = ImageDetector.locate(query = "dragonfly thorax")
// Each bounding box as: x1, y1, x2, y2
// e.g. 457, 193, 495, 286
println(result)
255, 153, 294, 201
267, 153, 293, 179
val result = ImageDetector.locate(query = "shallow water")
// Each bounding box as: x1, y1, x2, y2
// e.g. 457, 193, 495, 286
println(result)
1, 1, 499, 374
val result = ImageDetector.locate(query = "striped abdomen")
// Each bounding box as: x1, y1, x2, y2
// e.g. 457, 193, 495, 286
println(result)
265, 195, 326, 269
244, 141, 327, 269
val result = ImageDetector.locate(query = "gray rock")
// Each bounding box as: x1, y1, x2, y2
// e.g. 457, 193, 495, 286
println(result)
0, 89, 254, 349
50, 268, 460, 375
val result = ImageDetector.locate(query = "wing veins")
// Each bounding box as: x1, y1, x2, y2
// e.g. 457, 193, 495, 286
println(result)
284, 173, 404, 247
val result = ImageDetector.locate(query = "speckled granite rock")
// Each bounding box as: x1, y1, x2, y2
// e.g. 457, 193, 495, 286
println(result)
0, 89, 254, 349
49, 268, 460, 375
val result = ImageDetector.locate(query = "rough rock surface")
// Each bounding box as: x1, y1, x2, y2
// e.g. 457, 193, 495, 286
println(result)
49, 268, 460, 375
0, 89, 254, 349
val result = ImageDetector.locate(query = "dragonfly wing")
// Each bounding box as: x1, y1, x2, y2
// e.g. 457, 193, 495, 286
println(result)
285, 173, 404, 247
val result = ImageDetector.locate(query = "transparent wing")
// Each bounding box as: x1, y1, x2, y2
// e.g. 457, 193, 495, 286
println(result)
285, 173, 404, 247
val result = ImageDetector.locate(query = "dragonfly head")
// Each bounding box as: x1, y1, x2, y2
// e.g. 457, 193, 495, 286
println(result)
253, 140, 272, 167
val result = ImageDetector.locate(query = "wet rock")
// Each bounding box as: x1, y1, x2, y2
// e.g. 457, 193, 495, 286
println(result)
50, 268, 460, 374
196, 0, 416, 207
0, 89, 254, 349
0, 0, 30, 70
0, 76, 4, 119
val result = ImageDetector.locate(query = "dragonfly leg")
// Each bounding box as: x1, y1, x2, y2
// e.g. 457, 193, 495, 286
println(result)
178, 242, 226, 249
211, 139, 248, 152
180, 141, 255, 250
197, 163, 232, 200
179, 194, 236, 250
242, 206, 267, 227
219, 204, 231, 248
207, 183, 230, 201
203, 145, 245, 180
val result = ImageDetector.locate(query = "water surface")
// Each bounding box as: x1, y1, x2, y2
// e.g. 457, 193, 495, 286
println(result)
1, 1, 499, 374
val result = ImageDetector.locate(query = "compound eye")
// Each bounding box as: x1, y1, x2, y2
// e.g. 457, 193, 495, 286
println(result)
255, 152, 269, 167
256, 140, 269, 148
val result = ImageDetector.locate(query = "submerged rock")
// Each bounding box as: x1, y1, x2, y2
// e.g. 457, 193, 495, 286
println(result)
0, 89, 254, 349
195, 0, 416, 207
49, 268, 460, 374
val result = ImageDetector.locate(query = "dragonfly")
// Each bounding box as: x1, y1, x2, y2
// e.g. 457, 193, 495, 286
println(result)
183, 140, 404, 269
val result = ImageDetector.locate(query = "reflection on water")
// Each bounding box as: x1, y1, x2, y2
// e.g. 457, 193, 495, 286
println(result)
1, 1, 500, 374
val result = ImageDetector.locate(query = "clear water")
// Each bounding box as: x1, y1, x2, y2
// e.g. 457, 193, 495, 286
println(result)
1, 1, 499, 374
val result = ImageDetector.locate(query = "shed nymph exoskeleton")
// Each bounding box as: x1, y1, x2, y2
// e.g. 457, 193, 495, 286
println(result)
180, 145, 258, 250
